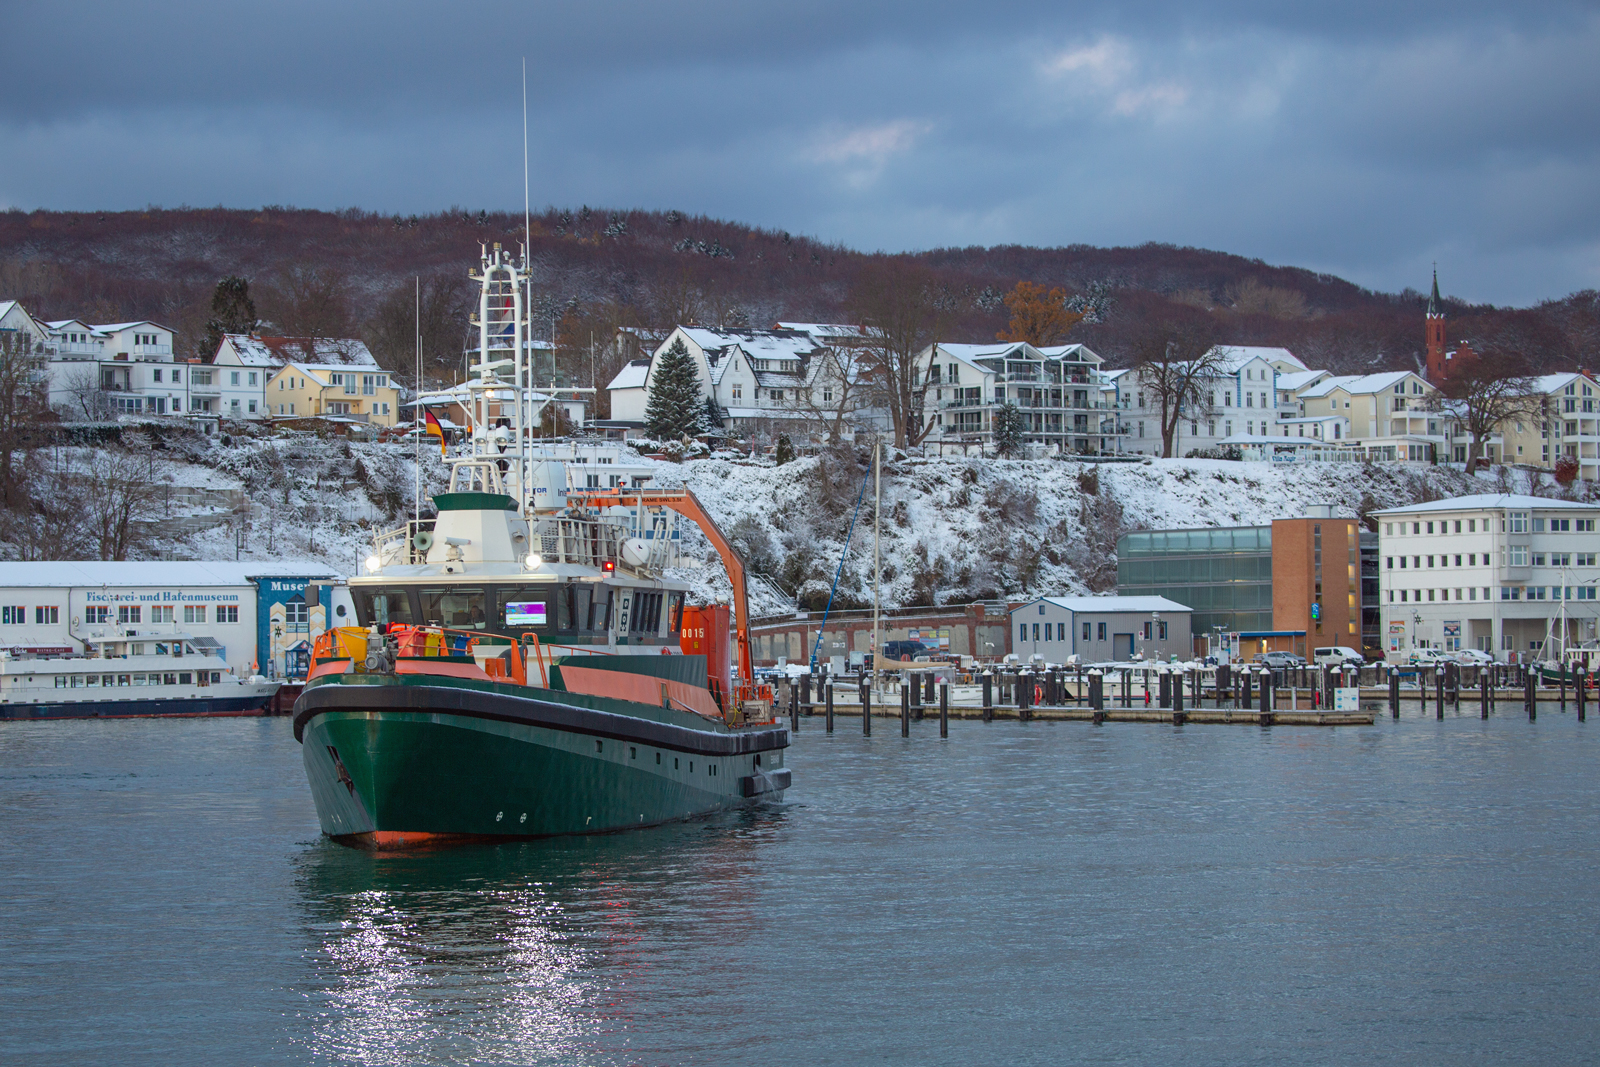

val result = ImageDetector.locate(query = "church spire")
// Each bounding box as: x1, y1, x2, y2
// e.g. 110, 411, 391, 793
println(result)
1427, 264, 1441, 317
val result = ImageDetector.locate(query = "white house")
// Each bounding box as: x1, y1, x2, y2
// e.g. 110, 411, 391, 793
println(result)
40, 318, 192, 421
1124, 345, 1310, 456
1373, 494, 1600, 660
0, 301, 50, 348
614, 325, 856, 436
1295, 371, 1442, 462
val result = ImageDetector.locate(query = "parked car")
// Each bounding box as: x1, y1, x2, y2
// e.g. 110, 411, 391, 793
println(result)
1407, 648, 1449, 665
1313, 646, 1365, 667
1252, 651, 1306, 669
883, 640, 938, 662
1447, 648, 1494, 665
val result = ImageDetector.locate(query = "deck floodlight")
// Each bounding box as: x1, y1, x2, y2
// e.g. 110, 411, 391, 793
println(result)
365, 555, 381, 573
525, 553, 541, 569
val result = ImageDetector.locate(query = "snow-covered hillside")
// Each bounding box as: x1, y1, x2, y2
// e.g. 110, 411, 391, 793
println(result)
49, 433, 1594, 620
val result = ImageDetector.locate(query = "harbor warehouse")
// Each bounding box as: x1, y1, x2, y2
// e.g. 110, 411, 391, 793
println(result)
0, 562, 336, 678
1010, 596, 1193, 662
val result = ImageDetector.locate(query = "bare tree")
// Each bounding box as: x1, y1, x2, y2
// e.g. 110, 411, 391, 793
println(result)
81, 447, 161, 560
778, 348, 869, 445
1129, 321, 1224, 457
262, 264, 355, 338
1433, 350, 1539, 474
848, 261, 952, 449
0, 332, 48, 508
55, 363, 116, 421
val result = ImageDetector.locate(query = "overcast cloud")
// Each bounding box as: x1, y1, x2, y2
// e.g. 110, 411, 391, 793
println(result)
4, 1, 1599, 305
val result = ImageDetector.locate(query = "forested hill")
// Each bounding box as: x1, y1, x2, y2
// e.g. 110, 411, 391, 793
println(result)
2, 206, 1595, 383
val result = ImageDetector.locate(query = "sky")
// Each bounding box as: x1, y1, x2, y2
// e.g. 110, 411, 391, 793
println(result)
4, 1, 1599, 306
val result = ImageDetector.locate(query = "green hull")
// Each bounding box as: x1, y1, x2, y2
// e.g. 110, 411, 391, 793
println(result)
295, 675, 788, 845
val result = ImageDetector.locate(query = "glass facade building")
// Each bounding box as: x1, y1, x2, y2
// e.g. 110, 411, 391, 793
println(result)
1116, 527, 1274, 635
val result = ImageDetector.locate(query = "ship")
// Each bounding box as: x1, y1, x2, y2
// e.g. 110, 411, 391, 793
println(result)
0, 631, 278, 720
293, 243, 787, 848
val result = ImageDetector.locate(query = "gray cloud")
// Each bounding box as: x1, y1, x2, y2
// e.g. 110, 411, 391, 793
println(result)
3, 2, 1600, 304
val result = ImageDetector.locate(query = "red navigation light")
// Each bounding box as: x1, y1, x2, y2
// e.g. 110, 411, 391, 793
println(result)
602, 559, 615, 572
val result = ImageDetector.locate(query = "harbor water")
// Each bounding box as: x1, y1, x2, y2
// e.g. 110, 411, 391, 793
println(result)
3, 710, 1597, 1066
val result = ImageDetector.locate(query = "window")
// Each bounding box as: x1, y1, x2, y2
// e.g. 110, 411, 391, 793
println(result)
1579, 519, 1596, 532
1533, 554, 1546, 567
248, 401, 257, 413
731, 384, 742, 400
1508, 511, 1528, 533
230, 371, 240, 386
1551, 518, 1570, 532
1386, 557, 1393, 569
34, 606, 58, 624
86, 606, 109, 624
1019, 623, 1026, 643
1032, 623, 1039, 642
1533, 518, 1546, 532
1097, 622, 1106, 641
1158, 621, 1168, 640
184, 605, 205, 624
118, 606, 141, 624
1508, 545, 1528, 567
172, 369, 181, 383
1577, 553, 1598, 567
219, 605, 239, 623
1385, 523, 1393, 535
249, 372, 258, 386
1082, 621, 1091, 641
153, 369, 162, 382
0, 605, 21, 624
1143, 621, 1153, 640
284, 601, 311, 631
362, 375, 379, 395
151, 606, 174, 623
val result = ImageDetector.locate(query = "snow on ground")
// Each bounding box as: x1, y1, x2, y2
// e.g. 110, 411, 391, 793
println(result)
100, 436, 1595, 613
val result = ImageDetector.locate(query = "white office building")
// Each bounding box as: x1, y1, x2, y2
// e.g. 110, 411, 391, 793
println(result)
1373, 495, 1600, 660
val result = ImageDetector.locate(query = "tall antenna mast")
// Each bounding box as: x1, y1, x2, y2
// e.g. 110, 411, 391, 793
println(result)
414, 275, 421, 525
522, 56, 535, 452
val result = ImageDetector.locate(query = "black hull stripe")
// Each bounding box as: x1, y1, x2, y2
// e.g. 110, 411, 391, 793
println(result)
293, 682, 789, 757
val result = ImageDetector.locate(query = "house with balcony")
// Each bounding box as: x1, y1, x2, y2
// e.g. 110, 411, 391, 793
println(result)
0, 301, 50, 349
213, 333, 380, 422
919, 341, 1121, 455
264, 363, 399, 427
1491, 373, 1600, 481
1294, 371, 1442, 462
39, 317, 193, 420
608, 325, 860, 438
1121, 345, 1313, 456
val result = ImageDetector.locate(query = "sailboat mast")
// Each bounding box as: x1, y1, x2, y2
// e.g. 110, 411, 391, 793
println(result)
872, 434, 882, 701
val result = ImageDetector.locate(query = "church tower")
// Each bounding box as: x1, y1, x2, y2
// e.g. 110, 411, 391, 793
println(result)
1424, 267, 1447, 381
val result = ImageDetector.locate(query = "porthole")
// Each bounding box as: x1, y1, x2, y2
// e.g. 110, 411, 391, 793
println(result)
595, 740, 603, 752
674, 757, 679, 770
630, 746, 636, 759
656, 752, 661, 764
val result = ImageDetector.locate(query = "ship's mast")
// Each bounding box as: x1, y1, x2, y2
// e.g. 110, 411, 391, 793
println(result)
459, 242, 532, 510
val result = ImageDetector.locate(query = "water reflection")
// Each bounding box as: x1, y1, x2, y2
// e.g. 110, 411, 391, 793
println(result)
290, 806, 786, 1065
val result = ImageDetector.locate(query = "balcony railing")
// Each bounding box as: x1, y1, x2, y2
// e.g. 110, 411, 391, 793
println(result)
131, 344, 172, 357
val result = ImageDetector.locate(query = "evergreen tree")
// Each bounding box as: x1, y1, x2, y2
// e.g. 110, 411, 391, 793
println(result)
202, 276, 258, 359
644, 338, 704, 439
992, 402, 1025, 457
774, 434, 795, 465
701, 395, 723, 431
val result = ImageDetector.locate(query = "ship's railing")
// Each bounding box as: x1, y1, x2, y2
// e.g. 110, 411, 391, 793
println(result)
372, 518, 436, 566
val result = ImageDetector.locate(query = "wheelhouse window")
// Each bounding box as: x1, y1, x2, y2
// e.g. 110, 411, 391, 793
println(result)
629, 591, 664, 636
354, 588, 416, 628
421, 588, 487, 630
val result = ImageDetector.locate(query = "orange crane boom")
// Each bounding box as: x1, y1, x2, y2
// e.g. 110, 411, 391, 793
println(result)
565, 487, 755, 685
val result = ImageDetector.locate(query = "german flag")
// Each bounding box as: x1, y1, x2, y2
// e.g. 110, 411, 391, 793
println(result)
424, 409, 446, 456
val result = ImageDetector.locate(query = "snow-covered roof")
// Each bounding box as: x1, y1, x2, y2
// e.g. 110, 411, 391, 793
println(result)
220, 334, 377, 368
1210, 345, 1307, 373
676, 327, 822, 365
45, 319, 100, 334
1276, 369, 1329, 392
933, 342, 1033, 363
0, 560, 337, 589
93, 320, 172, 334
1034, 343, 1103, 365
1371, 494, 1600, 516
1297, 371, 1418, 398
606, 360, 651, 391
775, 322, 869, 341
1528, 372, 1597, 394
1016, 595, 1193, 614
1219, 433, 1342, 445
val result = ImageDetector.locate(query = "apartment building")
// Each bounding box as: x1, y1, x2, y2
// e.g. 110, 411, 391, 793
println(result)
920, 340, 1123, 455
39, 318, 196, 419
1488, 373, 1600, 481
1124, 345, 1310, 455
1373, 494, 1600, 660
214, 334, 381, 421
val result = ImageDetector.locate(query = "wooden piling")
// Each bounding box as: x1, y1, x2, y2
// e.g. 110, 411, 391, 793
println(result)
1388, 667, 1399, 718
1435, 668, 1445, 721
862, 677, 871, 736
1525, 670, 1536, 721
901, 681, 910, 736
939, 681, 949, 739
1260, 668, 1272, 724
1480, 669, 1490, 719
981, 670, 993, 723
825, 682, 834, 733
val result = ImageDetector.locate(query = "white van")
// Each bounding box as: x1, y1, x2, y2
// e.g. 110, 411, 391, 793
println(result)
1313, 646, 1364, 666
